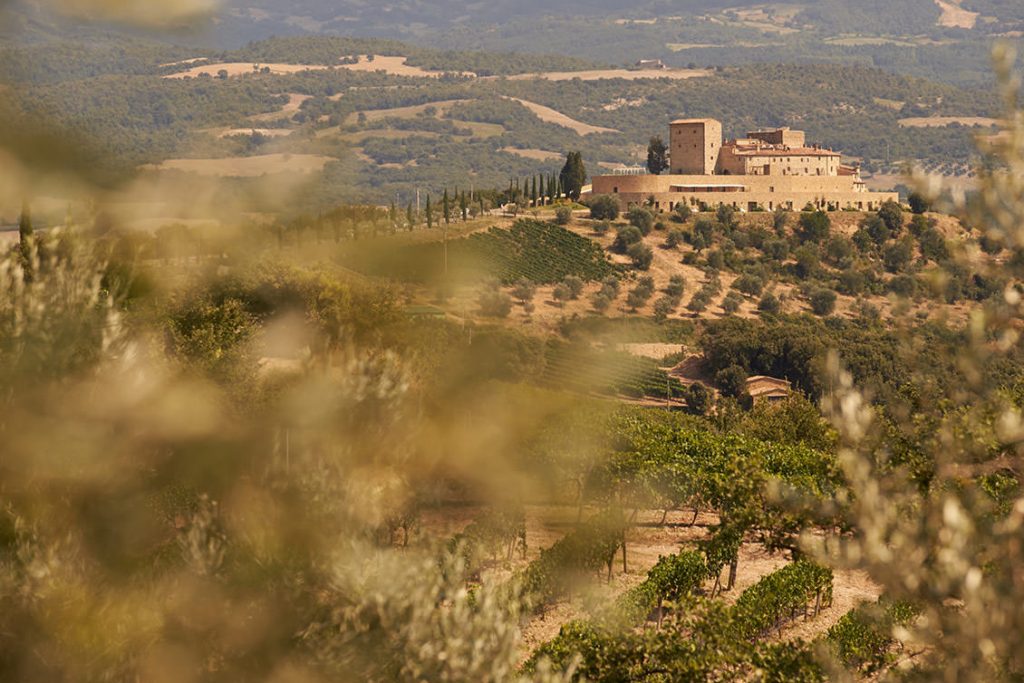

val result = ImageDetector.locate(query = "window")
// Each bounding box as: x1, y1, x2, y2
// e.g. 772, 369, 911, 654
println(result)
613, 187, 618, 193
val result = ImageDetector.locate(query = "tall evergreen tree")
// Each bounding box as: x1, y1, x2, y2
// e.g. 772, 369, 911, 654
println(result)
560, 152, 586, 201
647, 136, 669, 175
459, 191, 468, 221
18, 198, 33, 282
426, 195, 433, 230
531, 176, 538, 207
407, 202, 415, 230
538, 175, 546, 206
442, 189, 451, 225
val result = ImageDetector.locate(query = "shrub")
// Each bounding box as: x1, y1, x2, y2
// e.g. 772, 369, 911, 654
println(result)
626, 289, 649, 311
797, 210, 831, 243
763, 238, 789, 261
613, 226, 644, 252
809, 289, 837, 316
563, 275, 585, 299
908, 192, 930, 215
512, 278, 536, 303
553, 283, 572, 305
793, 246, 820, 279
555, 206, 573, 225
653, 297, 675, 321
479, 289, 512, 317
673, 203, 692, 223
918, 227, 949, 262
593, 220, 612, 236
772, 207, 789, 234
665, 275, 686, 299
589, 194, 620, 221
706, 250, 725, 270
687, 292, 709, 313
627, 206, 656, 235
889, 274, 917, 298
627, 243, 654, 270
883, 238, 914, 273
601, 276, 621, 298
591, 292, 612, 313
758, 292, 781, 315
722, 291, 744, 314
664, 229, 684, 249
734, 273, 764, 297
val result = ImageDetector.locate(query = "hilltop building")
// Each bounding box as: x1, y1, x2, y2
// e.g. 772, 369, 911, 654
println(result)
591, 118, 897, 212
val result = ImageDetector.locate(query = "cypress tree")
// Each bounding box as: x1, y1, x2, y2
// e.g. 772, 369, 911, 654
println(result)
443, 188, 451, 225
407, 202, 415, 230
426, 195, 433, 230
18, 198, 33, 282
531, 176, 538, 207
539, 175, 546, 206
460, 191, 468, 221
560, 152, 586, 201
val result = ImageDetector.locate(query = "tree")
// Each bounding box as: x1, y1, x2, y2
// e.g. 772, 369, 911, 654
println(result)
560, 152, 586, 201
460, 192, 468, 221
613, 226, 643, 252
426, 195, 433, 230
716, 204, 738, 231
809, 288, 837, 316
664, 229, 684, 249
563, 276, 584, 299
673, 203, 692, 223
512, 278, 536, 303
716, 364, 749, 398
908, 191, 930, 214
653, 297, 674, 321
758, 292, 780, 315
406, 202, 415, 230
722, 291, 743, 314
627, 206, 655, 235
919, 227, 949, 262
793, 246, 819, 279
797, 210, 830, 243
646, 136, 669, 175
589, 195, 620, 221
555, 206, 573, 225
772, 207, 789, 234
552, 283, 571, 306
626, 289, 648, 311
686, 383, 712, 414
591, 292, 612, 313
443, 189, 451, 226
883, 237, 914, 273
18, 198, 33, 281
627, 243, 654, 270
538, 175, 546, 206
478, 288, 512, 317
530, 176, 538, 207
878, 200, 904, 235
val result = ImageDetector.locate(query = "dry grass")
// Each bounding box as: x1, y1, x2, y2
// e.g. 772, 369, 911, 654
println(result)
500, 148, 563, 161
898, 116, 998, 128
343, 99, 470, 124
216, 128, 294, 139
142, 153, 335, 177
503, 68, 710, 82
250, 93, 311, 122
337, 54, 476, 78
934, 0, 979, 29
163, 62, 332, 79
507, 98, 619, 136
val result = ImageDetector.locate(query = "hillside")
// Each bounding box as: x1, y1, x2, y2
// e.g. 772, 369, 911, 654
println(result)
0, 33, 1001, 220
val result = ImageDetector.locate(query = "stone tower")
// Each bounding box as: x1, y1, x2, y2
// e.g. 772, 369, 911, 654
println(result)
669, 118, 722, 175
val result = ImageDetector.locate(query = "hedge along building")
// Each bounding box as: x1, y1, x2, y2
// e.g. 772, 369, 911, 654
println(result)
590, 118, 898, 212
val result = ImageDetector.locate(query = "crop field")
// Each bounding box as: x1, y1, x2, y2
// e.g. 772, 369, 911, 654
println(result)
341, 219, 616, 284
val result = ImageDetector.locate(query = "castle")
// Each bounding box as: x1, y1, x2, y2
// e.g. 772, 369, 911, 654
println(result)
590, 118, 898, 212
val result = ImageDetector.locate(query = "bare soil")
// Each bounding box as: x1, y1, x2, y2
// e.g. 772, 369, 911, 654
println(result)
898, 116, 997, 128
934, 0, 979, 29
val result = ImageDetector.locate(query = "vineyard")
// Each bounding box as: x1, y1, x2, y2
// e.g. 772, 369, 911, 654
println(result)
541, 341, 687, 400
342, 219, 616, 284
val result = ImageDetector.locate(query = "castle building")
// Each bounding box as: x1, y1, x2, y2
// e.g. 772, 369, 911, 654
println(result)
590, 118, 898, 212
